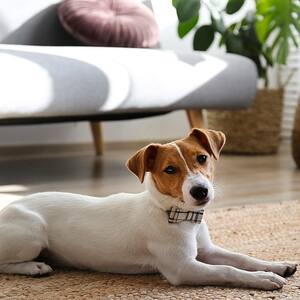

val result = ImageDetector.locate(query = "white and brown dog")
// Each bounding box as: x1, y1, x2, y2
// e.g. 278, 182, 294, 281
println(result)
0, 128, 297, 290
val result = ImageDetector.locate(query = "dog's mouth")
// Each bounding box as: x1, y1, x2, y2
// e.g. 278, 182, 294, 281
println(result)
178, 195, 211, 211
195, 198, 210, 206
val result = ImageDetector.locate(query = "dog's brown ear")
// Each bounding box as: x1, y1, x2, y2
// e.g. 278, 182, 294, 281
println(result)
189, 128, 226, 160
126, 144, 160, 183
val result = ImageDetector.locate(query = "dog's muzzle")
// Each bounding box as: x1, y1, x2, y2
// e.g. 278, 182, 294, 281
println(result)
182, 173, 214, 207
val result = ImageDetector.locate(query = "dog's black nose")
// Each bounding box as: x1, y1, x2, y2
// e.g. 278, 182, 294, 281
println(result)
190, 186, 208, 201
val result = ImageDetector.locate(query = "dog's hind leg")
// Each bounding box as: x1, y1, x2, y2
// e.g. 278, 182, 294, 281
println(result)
0, 204, 52, 276
0, 261, 53, 276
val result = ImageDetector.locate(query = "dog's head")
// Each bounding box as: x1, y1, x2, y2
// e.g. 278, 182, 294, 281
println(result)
126, 128, 225, 209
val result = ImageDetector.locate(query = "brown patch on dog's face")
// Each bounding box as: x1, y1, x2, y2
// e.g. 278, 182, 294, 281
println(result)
149, 144, 188, 200
176, 137, 215, 181
126, 128, 225, 201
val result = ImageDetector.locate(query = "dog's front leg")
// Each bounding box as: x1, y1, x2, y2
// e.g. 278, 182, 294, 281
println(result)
155, 256, 287, 290
149, 243, 286, 290
197, 221, 297, 278
198, 245, 297, 278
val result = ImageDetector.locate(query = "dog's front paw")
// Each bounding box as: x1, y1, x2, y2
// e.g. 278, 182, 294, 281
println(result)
250, 271, 287, 290
267, 262, 297, 278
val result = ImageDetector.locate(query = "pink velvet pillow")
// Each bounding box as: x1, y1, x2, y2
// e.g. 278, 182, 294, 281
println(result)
58, 0, 159, 48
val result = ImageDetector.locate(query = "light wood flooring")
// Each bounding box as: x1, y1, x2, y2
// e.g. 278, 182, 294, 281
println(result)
0, 142, 299, 210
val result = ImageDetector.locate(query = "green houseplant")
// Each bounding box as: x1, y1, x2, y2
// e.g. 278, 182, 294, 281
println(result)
173, 0, 300, 154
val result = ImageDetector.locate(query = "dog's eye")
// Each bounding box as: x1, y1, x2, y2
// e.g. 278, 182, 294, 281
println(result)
197, 154, 207, 164
164, 165, 176, 174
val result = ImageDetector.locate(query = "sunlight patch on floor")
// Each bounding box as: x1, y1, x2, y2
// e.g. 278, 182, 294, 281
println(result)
0, 185, 28, 193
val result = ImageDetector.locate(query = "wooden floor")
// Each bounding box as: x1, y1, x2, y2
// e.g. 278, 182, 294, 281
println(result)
0, 142, 299, 210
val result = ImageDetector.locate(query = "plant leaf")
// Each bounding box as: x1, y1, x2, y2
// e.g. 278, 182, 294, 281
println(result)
225, 32, 246, 55
292, 3, 300, 17
270, 31, 282, 52
193, 25, 215, 51
291, 17, 300, 34
229, 22, 239, 33
262, 47, 274, 66
277, 41, 289, 64
175, 0, 200, 23
178, 15, 199, 38
219, 35, 225, 47
226, 0, 245, 14
290, 30, 299, 48
255, 0, 300, 66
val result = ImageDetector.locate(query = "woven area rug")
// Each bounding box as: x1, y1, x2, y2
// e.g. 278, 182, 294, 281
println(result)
0, 200, 299, 300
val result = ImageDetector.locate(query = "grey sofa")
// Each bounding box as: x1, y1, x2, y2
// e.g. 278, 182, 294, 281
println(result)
0, 0, 257, 155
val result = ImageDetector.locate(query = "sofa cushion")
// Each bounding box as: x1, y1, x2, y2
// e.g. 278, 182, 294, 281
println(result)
58, 0, 159, 48
0, 45, 257, 121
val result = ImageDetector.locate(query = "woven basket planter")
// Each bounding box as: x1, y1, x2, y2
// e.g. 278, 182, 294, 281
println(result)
206, 88, 283, 154
292, 98, 300, 168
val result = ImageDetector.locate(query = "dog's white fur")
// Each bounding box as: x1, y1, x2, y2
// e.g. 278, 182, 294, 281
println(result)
0, 147, 297, 290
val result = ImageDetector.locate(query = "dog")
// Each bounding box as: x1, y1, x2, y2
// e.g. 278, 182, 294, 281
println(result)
0, 128, 297, 290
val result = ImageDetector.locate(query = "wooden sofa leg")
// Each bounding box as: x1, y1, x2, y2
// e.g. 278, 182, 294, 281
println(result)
186, 109, 204, 129
89, 122, 104, 156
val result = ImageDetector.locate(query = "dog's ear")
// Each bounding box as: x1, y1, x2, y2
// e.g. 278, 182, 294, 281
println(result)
189, 128, 226, 160
126, 144, 160, 183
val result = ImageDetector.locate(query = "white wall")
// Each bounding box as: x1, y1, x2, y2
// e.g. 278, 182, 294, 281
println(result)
0, 0, 254, 146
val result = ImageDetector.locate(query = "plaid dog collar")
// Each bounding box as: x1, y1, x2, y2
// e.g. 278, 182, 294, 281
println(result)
166, 207, 204, 224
